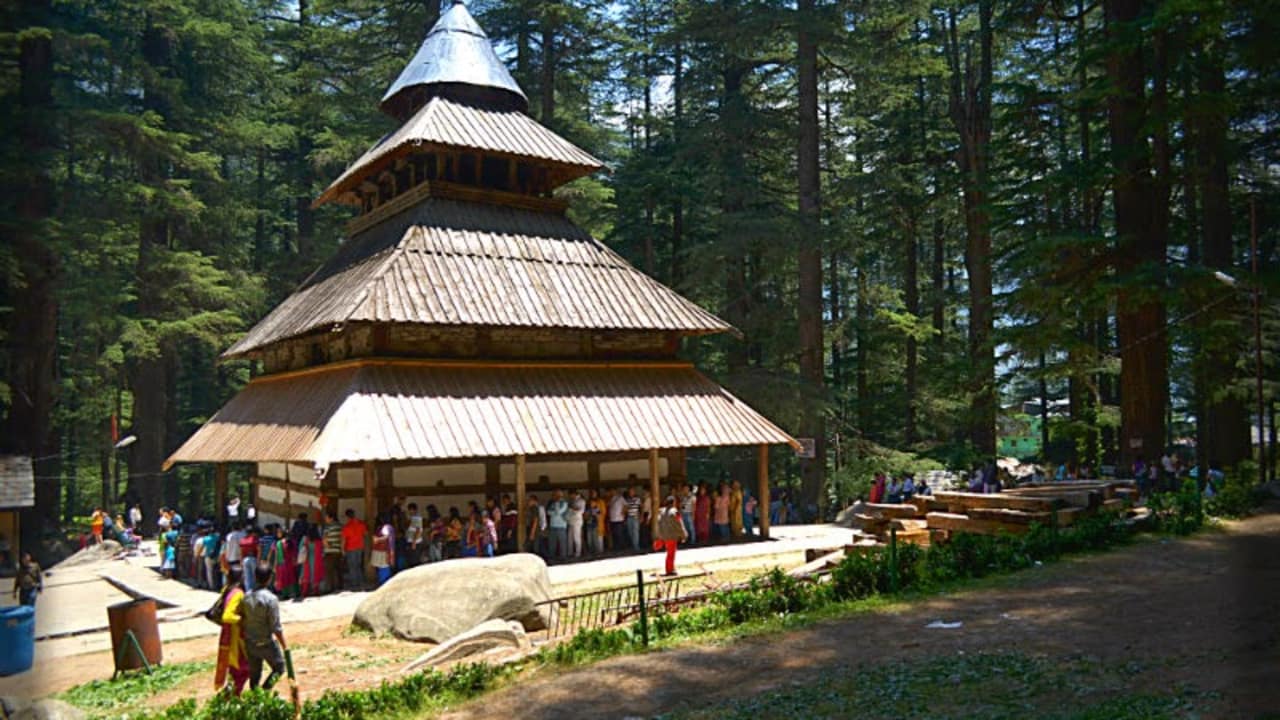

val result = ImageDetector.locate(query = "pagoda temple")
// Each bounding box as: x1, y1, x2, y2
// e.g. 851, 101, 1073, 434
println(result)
166, 0, 797, 546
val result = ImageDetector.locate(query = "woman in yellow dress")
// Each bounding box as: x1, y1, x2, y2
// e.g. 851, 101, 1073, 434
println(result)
729, 481, 744, 538
213, 568, 249, 695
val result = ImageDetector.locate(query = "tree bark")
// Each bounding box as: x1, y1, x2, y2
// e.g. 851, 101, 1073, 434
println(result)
1195, 35, 1251, 469
945, 1, 996, 457
797, 0, 825, 513
3, 0, 61, 542
1104, 0, 1167, 468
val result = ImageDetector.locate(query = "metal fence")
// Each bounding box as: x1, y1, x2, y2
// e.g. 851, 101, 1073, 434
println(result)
533, 571, 712, 642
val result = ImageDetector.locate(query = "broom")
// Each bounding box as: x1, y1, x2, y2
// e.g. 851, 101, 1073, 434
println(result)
285, 648, 301, 720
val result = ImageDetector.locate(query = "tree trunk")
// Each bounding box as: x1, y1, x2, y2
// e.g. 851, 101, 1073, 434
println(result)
3, 0, 60, 542
540, 3, 557, 128
945, 1, 996, 457
722, 65, 750, 374
905, 216, 919, 446
1196, 35, 1251, 469
131, 15, 177, 520
1105, 0, 1167, 468
797, 0, 825, 513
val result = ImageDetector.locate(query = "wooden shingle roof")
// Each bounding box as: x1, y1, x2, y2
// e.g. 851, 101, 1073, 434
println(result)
165, 359, 798, 471
224, 197, 731, 358
316, 96, 602, 208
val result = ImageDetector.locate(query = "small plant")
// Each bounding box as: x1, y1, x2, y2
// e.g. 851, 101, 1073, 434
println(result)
60, 661, 211, 714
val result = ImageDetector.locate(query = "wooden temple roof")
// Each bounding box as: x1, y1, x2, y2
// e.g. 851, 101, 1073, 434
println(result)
164, 359, 798, 471
315, 96, 603, 208
224, 197, 731, 358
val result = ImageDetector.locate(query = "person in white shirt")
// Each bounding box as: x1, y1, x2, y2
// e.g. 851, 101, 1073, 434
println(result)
223, 523, 245, 572
566, 491, 585, 558
608, 490, 627, 551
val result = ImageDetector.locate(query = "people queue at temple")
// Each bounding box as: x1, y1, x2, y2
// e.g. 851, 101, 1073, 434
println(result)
114, 476, 784, 596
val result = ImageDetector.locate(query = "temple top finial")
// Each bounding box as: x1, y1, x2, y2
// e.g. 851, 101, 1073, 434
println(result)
380, 1, 527, 120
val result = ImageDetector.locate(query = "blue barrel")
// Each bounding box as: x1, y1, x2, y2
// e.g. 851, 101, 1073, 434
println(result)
0, 605, 35, 676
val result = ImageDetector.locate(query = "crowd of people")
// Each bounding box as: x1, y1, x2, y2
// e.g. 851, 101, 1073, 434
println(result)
866, 471, 935, 504
83, 476, 786, 604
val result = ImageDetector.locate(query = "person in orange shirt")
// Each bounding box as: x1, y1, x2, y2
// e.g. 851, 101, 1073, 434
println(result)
587, 489, 607, 555
341, 509, 368, 590
90, 507, 105, 545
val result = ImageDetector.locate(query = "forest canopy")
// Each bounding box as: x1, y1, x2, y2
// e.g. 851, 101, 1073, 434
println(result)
1, 0, 1276, 528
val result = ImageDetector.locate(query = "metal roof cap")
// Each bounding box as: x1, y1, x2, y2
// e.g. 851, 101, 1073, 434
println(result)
380, 1, 528, 119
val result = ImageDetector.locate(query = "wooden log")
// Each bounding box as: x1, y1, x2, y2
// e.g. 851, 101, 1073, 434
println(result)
790, 549, 846, 577
1054, 506, 1088, 527
894, 529, 932, 547
1101, 498, 1128, 512
967, 508, 1053, 525
890, 518, 930, 531
862, 502, 923, 519
933, 491, 1059, 513
926, 511, 1032, 536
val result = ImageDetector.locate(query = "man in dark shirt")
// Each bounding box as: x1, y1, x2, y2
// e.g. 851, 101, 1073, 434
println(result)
241, 565, 289, 690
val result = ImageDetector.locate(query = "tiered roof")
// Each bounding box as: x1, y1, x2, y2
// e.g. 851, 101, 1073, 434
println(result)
224, 198, 729, 358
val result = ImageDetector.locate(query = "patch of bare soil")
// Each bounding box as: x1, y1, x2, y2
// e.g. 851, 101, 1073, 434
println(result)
440, 507, 1280, 720
22, 617, 426, 709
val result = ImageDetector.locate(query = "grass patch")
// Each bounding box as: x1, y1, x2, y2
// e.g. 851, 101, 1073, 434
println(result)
59, 661, 211, 717
657, 652, 1216, 720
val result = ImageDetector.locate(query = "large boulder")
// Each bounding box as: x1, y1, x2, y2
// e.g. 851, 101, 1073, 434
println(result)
352, 554, 552, 643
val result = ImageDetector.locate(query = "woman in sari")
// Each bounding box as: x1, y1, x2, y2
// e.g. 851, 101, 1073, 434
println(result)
298, 526, 325, 599
729, 481, 744, 538
694, 485, 711, 545
462, 511, 481, 558
271, 526, 297, 599
214, 568, 249, 696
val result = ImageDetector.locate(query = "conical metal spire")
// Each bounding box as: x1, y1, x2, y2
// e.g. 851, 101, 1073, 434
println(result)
380, 1, 528, 120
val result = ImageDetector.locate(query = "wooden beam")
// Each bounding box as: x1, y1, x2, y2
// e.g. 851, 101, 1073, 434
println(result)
649, 448, 661, 538
362, 460, 376, 528
515, 454, 527, 551
757, 444, 771, 539
926, 512, 1032, 536
933, 491, 1060, 513
214, 463, 228, 520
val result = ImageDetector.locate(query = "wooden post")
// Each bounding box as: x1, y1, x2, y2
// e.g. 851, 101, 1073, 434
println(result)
757, 444, 771, 539
214, 463, 228, 521
649, 448, 661, 538
363, 461, 376, 579
515, 454, 527, 551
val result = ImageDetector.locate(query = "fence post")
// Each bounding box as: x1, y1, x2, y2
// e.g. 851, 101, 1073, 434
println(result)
636, 570, 649, 647
888, 527, 898, 593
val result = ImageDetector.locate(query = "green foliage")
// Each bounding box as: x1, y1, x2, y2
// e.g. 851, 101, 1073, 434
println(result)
542, 626, 639, 665
112, 662, 512, 720
1205, 473, 1267, 519
59, 662, 211, 714
1148, 480, 1206, 536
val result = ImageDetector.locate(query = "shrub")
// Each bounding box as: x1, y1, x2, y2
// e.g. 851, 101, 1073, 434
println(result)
831, 549, 882, 600
1206, 474, 1265, 518
1148, 479, 1205, 535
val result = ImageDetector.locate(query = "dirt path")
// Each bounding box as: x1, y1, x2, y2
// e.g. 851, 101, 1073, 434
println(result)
441, 507, 1280, 720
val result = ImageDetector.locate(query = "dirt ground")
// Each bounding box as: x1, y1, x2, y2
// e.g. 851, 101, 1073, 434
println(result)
20, 617, 421, 706
19, 549, 809, 709
439, 506, 1280, 720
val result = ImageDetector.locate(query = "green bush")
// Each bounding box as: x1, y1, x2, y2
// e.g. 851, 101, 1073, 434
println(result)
1206, 474, 1265, 518
1148, 479, 1205, 535
119, 661, 511, 720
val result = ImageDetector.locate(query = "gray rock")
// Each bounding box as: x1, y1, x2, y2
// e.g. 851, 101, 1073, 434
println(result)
11, 699, 87, 720
402, 619, 530, 672
352, 553, 552, 643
